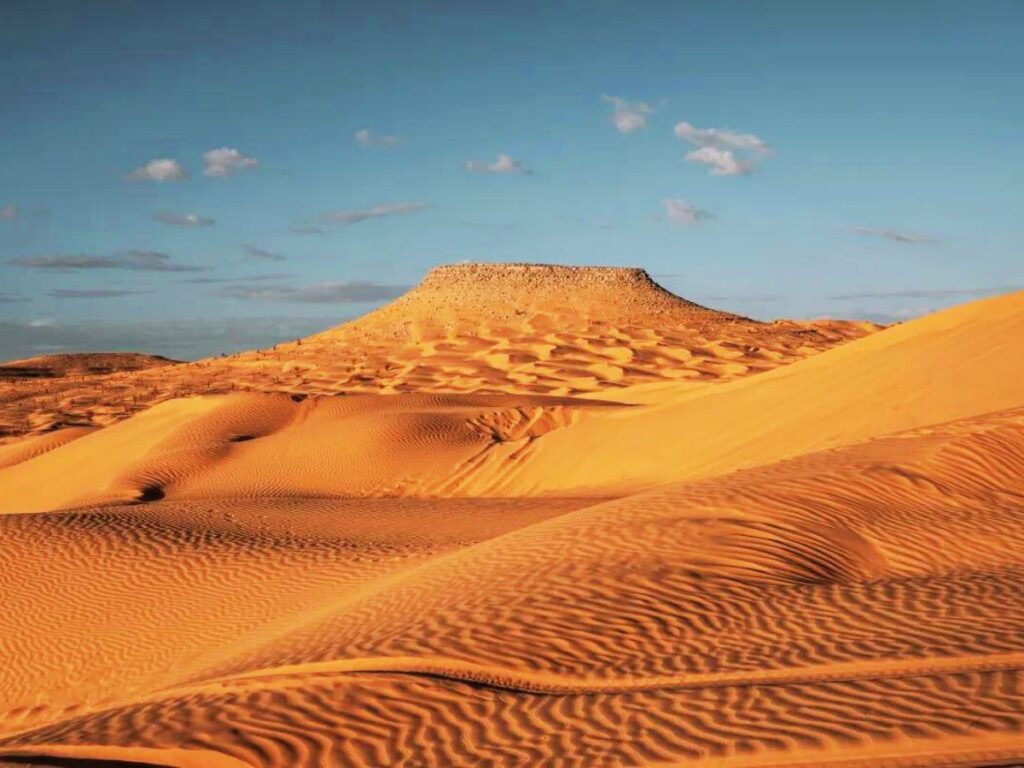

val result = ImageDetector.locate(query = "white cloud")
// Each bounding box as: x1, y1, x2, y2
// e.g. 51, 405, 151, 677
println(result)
465, 153, 530, 174
601, 95, 660, 134
684, 146, 751, 176
662, 198, 711, 226
355, 128, 402, 147
153, 211, 215, 227
202, 147, 258, 178
853, 227, 939, 245
674, 122, 770, 153
127, 158, 187, 182
9, 250, 207, 272
674, 121, 770, 176
0, 205, 18, 221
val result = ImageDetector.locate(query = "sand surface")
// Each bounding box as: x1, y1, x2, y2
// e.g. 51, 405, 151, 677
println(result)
1, 265, 1022, 767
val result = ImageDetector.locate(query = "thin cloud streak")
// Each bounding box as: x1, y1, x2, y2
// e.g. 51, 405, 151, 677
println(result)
181, 273, 295, 285
828, 285, 1020, 300
47, 289, 148, 299
9, 251, 207, 272
243, 245, 286, 261
153, 211, 215, 227
218, 280, 409, 303
293, 202, 428, 233
853, 227, 939, 245
465, 154, 531, 174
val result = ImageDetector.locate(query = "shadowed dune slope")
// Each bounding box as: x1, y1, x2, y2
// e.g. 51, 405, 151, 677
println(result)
1, 406, 1023, 765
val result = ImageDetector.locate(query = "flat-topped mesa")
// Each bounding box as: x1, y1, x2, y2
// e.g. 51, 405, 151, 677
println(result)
320, 263, 744, 341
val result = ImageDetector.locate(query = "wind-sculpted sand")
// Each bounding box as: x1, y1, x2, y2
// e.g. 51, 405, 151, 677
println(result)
1, 265, 1022, 766
0, 265, 873, 443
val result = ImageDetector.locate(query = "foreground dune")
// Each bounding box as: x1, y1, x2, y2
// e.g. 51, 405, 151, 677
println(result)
1, 405, 1022, 765
1, 266, 1022, 766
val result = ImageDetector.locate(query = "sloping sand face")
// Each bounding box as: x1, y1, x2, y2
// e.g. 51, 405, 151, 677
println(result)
0, 264, 873, 442
0, 269, 1022, 767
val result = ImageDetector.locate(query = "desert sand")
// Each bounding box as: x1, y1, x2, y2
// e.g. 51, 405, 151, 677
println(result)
1, 263, 1022, 767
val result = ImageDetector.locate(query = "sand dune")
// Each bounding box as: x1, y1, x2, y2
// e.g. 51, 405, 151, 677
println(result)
2, 405, 1023, 765
464, 286, 1024, 495
0, 265, 873, 443
1, 266, 1022, 766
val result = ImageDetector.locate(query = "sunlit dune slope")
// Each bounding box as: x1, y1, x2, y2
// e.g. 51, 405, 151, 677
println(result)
0, 426, 94, 470
0, 496, 596, 734
0, 392, 624, 513
0, 263, 874, 441
2, 406, 1023, 766
467, 287, 1024, 495
3, 288, 1019, 512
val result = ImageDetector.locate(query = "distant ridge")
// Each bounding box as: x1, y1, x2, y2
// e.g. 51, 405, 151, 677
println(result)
0, 352, 179, 380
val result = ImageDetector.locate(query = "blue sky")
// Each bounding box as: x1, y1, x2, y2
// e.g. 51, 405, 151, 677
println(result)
1, 0, 1022, 360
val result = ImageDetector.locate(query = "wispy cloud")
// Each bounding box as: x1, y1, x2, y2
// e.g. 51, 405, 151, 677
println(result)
9, 250, 207, 272
127, 158, 187, 182
47, 289, 148, 299
293, 202, 428, 233
465, 154, 531, 174
181, 273, 294, 285
662, 198, 712, 226
827, 285, 1019, 300
153, 211, 215, 228
218, 280, 408, 303
355, 128, 402, 147
202, 147, 258, 178
674, 121, 771, 176
1, 205, 18, 221
243, 244, 286, 261
853, 227, 939, 245
601, 95, 661, 134
0, 292, 30, 303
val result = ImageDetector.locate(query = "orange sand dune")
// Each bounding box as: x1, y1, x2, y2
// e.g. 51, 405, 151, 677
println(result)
0, 265, 874, 442
467, 287, 1024, 495
1, 405, 1023, 765
1, 266, 1022, 767
0, 392, 624, 513
3, 288, 1020, 512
